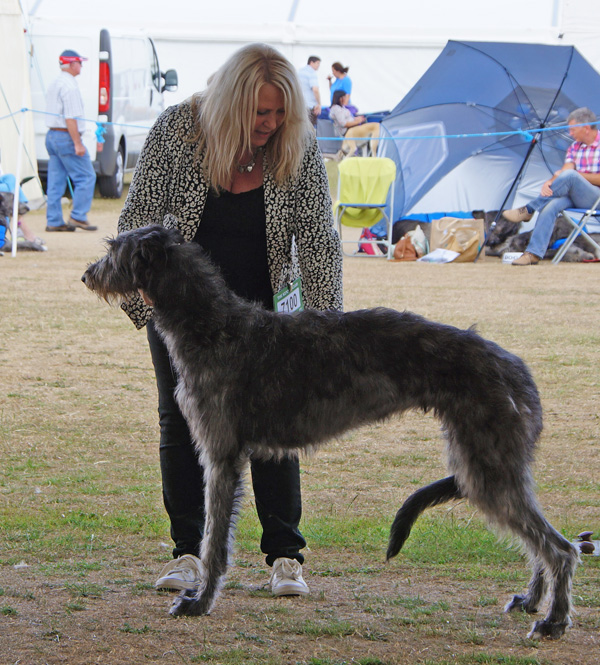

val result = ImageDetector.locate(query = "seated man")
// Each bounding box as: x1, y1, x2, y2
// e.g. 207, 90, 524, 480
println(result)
503, 107, 600, 265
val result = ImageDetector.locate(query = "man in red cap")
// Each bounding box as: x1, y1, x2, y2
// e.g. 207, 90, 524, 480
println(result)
44, 49, 97, 232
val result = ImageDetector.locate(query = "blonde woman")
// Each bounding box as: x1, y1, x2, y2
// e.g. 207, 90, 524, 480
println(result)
118, 43, 343, 597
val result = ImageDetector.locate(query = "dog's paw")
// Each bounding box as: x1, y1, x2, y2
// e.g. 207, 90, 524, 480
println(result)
527, 618, 571, 640
504, 594, 538, 614
169, 588, 212, 617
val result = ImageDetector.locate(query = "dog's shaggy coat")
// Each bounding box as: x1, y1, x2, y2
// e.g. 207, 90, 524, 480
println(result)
82, 225, 578, 639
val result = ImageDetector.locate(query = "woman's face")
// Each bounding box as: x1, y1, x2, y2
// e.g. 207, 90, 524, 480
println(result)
332, 67, 343, 79
252, 83, 285, 148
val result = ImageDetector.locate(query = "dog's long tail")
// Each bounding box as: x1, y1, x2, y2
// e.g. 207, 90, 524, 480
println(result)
386, 475, 463, 561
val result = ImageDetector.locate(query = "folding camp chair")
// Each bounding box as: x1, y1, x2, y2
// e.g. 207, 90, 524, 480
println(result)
316, 118, 340, 158
551, 192, 600, 264
333, 157, 396, 259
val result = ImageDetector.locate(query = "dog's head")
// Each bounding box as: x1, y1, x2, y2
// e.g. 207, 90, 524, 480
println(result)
0, 192, 30, 219
82, 225, 184, 304
0, 192, 12, 223
484, 211, 521, 248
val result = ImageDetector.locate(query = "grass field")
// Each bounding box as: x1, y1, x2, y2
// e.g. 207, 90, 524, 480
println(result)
0, 193, 599, 664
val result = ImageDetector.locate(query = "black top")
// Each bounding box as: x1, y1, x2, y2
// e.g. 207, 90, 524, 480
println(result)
193, 186, 274, 310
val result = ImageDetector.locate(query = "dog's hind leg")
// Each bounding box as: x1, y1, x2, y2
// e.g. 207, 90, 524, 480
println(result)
505, 557, 546, 615
387, 476, 462, 560
503, 511, 578, 640
480, 491, 578, 639
532, 539, 579, 640
170, 453, 247, 617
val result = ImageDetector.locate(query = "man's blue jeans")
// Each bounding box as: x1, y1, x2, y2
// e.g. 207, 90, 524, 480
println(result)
45, 130, 96, 227
526, 170, 600, 258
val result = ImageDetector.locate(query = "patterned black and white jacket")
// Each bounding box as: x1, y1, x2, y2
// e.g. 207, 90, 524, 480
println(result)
118, 101, 343, 329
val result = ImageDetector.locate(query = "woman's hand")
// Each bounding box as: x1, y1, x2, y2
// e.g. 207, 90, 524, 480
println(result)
138, 288, 154, 306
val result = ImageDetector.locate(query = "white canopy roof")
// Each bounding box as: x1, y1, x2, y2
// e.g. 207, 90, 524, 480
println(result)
18, 0, 600, 114
4, 0, 600, 216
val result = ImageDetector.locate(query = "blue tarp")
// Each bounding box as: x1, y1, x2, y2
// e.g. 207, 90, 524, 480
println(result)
379, 41, 600, 221
369, 211, 473, 238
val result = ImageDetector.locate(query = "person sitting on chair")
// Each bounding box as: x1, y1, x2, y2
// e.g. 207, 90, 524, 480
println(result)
0, 171, 47, 252
503, 107, 600, 265
328, 90, 380, 161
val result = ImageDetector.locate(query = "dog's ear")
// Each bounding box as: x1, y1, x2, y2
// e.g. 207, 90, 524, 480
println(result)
129, 230, 171, 290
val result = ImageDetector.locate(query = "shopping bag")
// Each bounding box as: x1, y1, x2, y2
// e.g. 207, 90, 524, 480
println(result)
429, 217, 485, 263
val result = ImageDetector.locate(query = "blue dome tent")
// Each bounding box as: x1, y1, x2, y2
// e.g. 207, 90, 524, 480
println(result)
379, 41, 600, 222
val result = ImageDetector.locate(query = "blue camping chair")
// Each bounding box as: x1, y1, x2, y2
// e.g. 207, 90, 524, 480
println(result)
551, 193, 600, 264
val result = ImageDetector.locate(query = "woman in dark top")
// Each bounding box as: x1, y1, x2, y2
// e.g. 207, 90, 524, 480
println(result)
117, 43, 343, 597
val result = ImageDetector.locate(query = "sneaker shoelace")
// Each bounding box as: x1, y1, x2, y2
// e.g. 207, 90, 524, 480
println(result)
272, 559, 301, 583
162, 555, 201, 578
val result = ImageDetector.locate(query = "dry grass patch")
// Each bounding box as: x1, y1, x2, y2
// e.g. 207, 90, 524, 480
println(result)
0, 195, 598, 664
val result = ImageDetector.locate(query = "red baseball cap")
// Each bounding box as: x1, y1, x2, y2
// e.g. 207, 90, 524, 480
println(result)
59, 49, 88, 64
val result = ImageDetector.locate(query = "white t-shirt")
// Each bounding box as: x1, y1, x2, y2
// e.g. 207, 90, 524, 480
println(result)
328, 104, 353, 137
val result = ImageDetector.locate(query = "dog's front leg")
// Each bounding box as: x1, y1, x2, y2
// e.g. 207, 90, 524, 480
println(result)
170, 452, 247, 617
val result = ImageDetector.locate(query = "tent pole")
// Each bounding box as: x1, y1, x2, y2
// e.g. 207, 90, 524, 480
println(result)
474, 131, 540, 262
11, 105, 27, 258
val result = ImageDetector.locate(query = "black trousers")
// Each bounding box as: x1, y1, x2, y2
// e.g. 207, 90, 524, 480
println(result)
146, 320, 306, 566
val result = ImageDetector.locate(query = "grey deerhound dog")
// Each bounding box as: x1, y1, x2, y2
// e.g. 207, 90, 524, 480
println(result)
82, 225, 578, 639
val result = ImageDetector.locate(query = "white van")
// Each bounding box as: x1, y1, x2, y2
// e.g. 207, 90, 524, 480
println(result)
28, 24, 178, 197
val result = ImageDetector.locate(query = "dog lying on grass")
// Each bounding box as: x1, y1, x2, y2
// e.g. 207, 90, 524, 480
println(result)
82, 225, 578, 639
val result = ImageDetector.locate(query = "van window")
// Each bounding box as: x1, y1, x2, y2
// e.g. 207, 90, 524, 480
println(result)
112, 37, 151, 101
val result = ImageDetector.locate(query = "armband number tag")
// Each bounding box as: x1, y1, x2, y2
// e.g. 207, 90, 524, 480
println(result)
274, 278, 304, 313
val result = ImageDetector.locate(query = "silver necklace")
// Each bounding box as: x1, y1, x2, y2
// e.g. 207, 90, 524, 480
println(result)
236, 148, 261, 173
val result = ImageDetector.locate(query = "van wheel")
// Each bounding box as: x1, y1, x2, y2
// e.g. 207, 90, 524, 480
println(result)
98, 146, 124, 198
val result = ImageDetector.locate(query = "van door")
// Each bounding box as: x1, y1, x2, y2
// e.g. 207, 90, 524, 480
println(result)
109, 35, 165, 169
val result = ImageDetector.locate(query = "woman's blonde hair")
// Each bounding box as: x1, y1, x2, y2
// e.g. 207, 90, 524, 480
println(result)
189, 43, 310, 189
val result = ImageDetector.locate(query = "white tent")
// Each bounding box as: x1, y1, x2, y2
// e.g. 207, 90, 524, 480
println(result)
0, 0, 44, 256
10, 0, 600, 224
19, 0, 600, 116
0, 0, 43, 200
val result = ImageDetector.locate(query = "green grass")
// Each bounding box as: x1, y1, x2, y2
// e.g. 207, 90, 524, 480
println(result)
191, 649, 281, 664
422, 657, 544, 665
294, 618, 356, 637
1, 605, 18, 616
307, 659, 387, 665
119, 622, 154, 634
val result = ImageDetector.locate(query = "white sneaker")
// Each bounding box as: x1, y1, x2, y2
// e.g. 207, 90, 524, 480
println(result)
269, 558, 309, 597
155, 554, 203, 591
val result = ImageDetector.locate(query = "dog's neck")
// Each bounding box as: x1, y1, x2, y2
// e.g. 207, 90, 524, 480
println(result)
148, 243, 254, 341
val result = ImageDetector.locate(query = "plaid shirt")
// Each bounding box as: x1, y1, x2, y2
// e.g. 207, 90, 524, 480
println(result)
565, 133, 600, 173
45, 71, 86, 133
